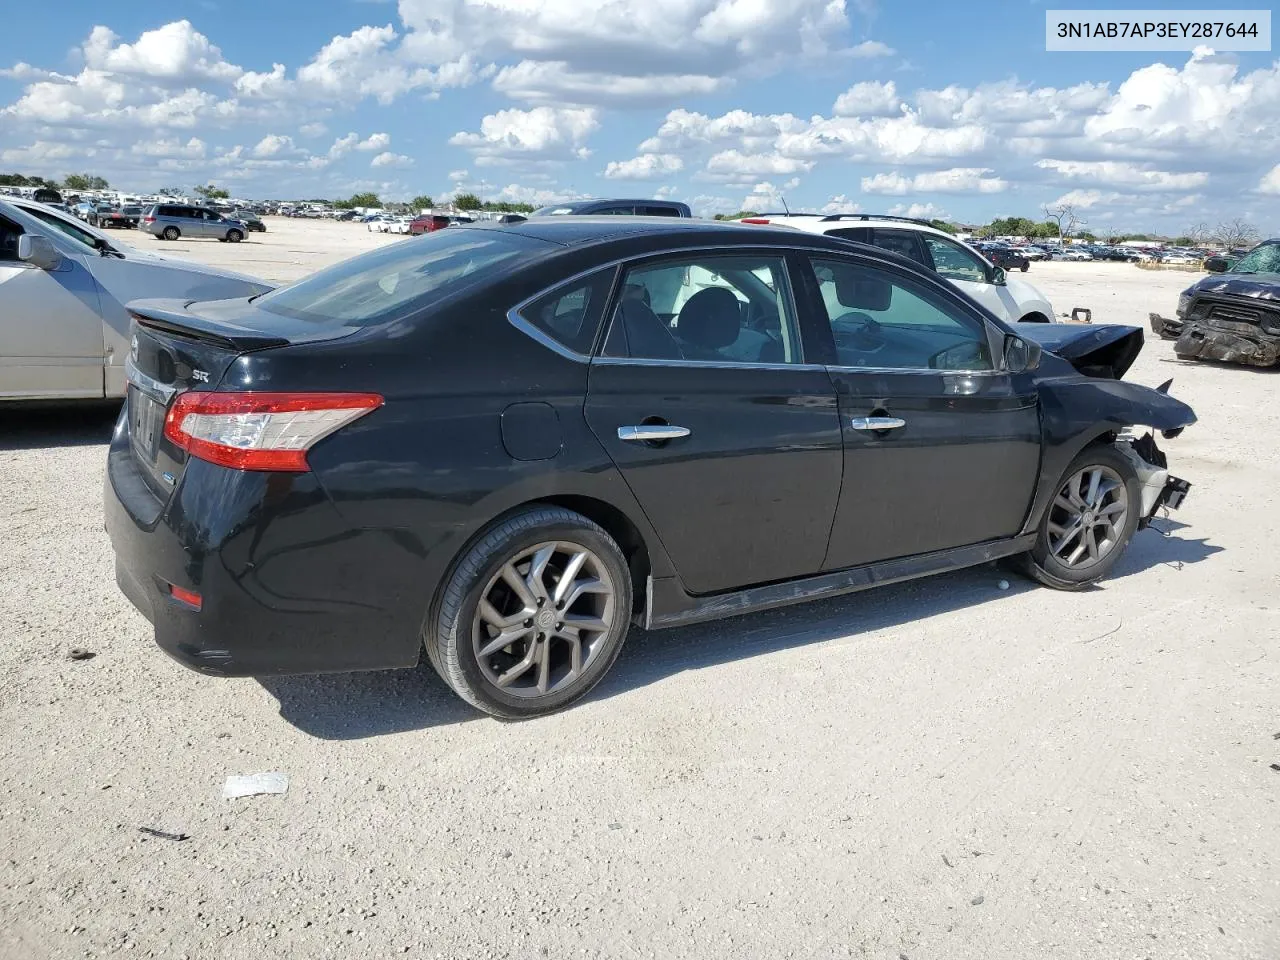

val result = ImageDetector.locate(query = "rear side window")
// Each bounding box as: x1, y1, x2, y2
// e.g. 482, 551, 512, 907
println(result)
638, 205, 681, 217
871, 229, 929, 268
255, 228, 548, 328
516, 269, 616, 355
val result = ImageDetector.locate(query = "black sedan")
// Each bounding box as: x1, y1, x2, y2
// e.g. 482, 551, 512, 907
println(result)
107, 219, 1195, 718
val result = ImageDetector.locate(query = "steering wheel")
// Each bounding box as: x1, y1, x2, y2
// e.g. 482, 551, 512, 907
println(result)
745, 300, 780, 335
835, 311, 885, 353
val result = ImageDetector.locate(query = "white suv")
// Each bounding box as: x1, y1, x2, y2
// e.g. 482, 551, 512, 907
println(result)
738, 215, 1058, 324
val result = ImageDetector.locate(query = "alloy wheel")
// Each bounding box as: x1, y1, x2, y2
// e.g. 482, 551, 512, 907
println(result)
1047, 465, 1130, 569
472, 541, 616, 699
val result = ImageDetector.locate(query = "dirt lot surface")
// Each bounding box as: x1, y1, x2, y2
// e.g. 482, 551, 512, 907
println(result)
2, 220, 1277, 959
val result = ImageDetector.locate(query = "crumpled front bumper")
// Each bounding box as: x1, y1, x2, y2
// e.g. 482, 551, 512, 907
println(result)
1173, 321, 1280, 367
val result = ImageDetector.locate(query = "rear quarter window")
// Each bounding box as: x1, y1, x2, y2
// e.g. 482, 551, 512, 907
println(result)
515, 269, 616, 356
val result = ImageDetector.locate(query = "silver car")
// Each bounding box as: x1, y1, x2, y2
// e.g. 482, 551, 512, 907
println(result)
0, 198, 272, 401
140, 203, 248, 243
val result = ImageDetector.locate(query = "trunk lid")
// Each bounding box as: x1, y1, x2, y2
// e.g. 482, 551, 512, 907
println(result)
122, 296, 361, 497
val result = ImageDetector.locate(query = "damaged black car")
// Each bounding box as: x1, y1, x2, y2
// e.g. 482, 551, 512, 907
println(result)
106, 219, 1195, 718
1150, 238, 1280, 367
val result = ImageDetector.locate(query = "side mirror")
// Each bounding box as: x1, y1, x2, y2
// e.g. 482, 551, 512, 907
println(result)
1003, 333, 1042, 373
17, 234, 61, 271
990, 265, 1008, 286
1203, 256, 1228, 273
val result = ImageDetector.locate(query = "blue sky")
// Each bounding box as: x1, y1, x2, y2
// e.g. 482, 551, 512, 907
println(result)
2, 0, 1277, 233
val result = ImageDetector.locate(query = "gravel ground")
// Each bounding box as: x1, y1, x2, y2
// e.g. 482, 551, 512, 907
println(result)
2, 222, 1277, 959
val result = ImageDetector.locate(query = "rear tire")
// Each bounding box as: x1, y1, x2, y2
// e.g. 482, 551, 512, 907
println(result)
162, 227, 180, 241
1014, 443, 1141, 590
427, 506, 633, 719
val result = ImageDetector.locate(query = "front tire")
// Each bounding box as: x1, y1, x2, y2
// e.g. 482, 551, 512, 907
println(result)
226, 229, 243, 243
1015, 443, 1141, 590
428, 506, 633, 719
1020, 263, 1029, 272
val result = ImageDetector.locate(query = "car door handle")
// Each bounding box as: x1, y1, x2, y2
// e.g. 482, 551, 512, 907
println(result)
850, 416, 906, 431
618, 425, 691, 442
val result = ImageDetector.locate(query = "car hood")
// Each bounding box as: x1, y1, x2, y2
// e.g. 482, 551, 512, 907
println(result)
108, 245, 269, 290
1015, 322, 1144, 380
1185, 272, 1280, 301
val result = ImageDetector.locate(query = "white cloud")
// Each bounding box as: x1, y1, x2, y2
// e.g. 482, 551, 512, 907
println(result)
0, 140, 80, 164
298, 122, 327, 138
1050, 189, 1124, 209
492, 61, 726, 106
252, 134, 295, 158
449, 106, 600, 164
399, 0, 854, 105
356, 132, 391, 151
1035, 159, 1208, 191
820, 195, 862, 214
862, 167, 1007, 194
82, 21, 242, 83
490, 183, 591, 207
134, 137, 207, 159
887, 202, 948, 219
848, 40, 895, 59
833, 80, 901, 118
1259, 164, 1280, 195
603, 153, 684, 180
448, 169, 468, 181
703, 149, 813, 183
740, 181, 788, 210
370, 151, 414, 168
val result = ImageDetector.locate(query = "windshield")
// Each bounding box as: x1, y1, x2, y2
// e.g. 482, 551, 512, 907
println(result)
254, 227, 550, 327
532, 206, 575, 216
1230, 242, 1280, 275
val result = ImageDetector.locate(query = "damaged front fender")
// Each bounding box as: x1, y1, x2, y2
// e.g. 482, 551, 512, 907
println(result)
1019, 377, 1196, 538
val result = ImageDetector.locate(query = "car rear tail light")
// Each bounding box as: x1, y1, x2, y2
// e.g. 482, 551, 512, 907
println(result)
169, 584, 203, 610
163, 391, 383, 472
739, 218, 770, 224
143, 216, 155, 223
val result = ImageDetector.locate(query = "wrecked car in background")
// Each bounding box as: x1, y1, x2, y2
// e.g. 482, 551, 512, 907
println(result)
1150, 238, 1280, 367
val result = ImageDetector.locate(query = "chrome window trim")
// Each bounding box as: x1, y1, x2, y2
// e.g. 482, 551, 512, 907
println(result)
593, 356, 828, 373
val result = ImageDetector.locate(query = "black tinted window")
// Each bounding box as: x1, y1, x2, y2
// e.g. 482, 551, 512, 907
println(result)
256, 228, 547, 328
639, 205, 681, 217
871, 229, 929, 267
517, 269, 615, 355
605, 254, 802, 364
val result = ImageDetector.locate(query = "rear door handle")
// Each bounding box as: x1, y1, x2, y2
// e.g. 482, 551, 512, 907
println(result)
618, 425, 691, 442
850, 416, 906, 431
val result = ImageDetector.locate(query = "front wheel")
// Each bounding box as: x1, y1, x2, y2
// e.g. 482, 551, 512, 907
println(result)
428, 506, 633, 718
226, 229, 243, 243
1020, 263, 1029, 272
1015, 443, 1141, 590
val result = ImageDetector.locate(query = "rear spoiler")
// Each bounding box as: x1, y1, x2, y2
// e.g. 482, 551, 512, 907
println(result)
128, 298, 289, 351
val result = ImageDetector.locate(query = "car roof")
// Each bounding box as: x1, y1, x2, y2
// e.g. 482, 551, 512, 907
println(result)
467, 215, 827, 248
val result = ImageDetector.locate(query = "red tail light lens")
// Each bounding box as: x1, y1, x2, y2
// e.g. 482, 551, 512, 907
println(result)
739, 218, 771, 224
169, 584, 203, 610
163, 392, 383, 472
143, 216, 155, 223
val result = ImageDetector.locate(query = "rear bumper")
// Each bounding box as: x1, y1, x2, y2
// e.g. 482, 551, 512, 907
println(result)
105, 422, 425, 677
